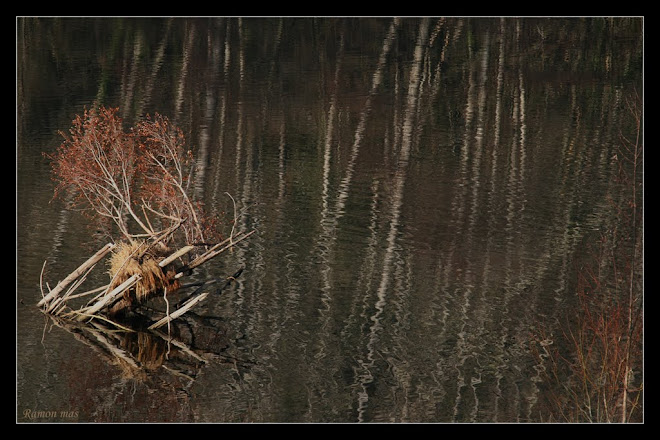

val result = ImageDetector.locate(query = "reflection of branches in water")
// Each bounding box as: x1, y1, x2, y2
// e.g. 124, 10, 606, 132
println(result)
45, 310, 255, 385
40, 281, 259, 421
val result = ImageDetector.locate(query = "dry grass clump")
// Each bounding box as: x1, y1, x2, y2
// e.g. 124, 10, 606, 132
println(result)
107, 241, 180, 314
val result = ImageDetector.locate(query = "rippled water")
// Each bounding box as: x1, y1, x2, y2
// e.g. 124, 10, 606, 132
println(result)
17, 17, 642, 422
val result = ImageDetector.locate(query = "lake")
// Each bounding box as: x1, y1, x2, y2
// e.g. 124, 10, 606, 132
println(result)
17, 17, 643, 423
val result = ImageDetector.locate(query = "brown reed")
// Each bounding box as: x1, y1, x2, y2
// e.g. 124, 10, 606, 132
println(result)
106, 241, 180, 314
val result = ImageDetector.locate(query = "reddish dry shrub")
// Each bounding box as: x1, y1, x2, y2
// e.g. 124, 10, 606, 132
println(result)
50, 107, 137, 234
48, 106, 220, 245
532, 92, 642, 423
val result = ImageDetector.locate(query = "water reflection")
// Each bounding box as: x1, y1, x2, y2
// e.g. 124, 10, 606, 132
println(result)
355, 18, 429, 423
39, 311, 253, 422
17, 17, 642, 423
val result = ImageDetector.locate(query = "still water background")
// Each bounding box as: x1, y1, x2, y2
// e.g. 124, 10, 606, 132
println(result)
17, 17, 642, 422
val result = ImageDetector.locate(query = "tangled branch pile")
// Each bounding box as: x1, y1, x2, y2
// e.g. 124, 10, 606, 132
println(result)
38, 107, 253, 328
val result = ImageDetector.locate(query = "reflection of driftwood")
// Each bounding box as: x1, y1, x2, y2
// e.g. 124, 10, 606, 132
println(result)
46, 311, 252, 381
38, 229, 255, 330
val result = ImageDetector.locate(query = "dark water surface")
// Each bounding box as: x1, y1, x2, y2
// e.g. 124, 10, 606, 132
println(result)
17, 17, 642, 423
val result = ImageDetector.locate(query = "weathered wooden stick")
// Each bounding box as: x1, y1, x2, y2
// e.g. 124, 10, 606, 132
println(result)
184, 233, 243, 268
39, 260, 47, 300
82, 283, 117, 309
174, 268, 243, 308
178, 230, 255, 276
45, 296, 66, 315
193, 230, 254, 268
62, 284, 110, 301
38, 243, 116, 307
189, 229, 252, 264
158, 245, 195, 268
47, 260, 98, 313
148, 291, 210, 330
74, 274, 141, 321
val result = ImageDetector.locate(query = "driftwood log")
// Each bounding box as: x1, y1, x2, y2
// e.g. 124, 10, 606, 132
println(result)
38, 229, 255, 329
